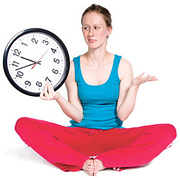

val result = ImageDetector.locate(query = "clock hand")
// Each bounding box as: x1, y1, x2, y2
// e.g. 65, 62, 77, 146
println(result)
20, 56, 41, 64
15, 62, 37, 71
31, 48, 50, 69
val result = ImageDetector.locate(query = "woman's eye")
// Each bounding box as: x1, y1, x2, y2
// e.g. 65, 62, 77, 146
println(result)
83, 26, 89, 30
94, 26, 100, 30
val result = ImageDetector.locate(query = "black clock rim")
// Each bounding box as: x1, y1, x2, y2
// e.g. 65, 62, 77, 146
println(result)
3, 28, 70, 97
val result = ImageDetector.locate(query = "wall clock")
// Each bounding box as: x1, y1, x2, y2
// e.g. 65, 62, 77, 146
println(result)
3, 28, 70, 96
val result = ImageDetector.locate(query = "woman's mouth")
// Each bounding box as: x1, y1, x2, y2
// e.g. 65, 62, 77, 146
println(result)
88, 39, 97, 43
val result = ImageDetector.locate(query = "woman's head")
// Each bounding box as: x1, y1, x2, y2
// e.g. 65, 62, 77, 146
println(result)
81, 4, 112, 28
81, 4, 112, 49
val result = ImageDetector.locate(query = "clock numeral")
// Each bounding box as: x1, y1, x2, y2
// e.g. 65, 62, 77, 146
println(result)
21, 42, 28, 46
16, 71, 24, 78
31, 38, 38, 44
25, 80, 31, 86
36, 81, 42, 87
51, 48, 57, 53
53, 58, 60, 64
12, 61, 19, 67
45, 77, 52, 82
52, 69, 59, 74
42, 40, 49, 45
13, 49, 21, 57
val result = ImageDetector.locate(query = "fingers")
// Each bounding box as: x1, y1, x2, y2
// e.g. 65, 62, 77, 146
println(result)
40, 82, 55, 100
40, 90, 46, 100
138, 72, 145, 79
148, 75, 158, 81
47, 82, 54, 94
141, 74, 158, 83
132, 73, 158, 87
137, 72, 158, 83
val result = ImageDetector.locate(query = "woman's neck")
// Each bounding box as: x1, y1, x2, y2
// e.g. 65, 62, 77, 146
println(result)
84, 48, 111, 67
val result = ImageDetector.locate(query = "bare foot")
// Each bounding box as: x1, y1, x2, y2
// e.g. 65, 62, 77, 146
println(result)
82, 159, 95, 176
93, 159, 105, 175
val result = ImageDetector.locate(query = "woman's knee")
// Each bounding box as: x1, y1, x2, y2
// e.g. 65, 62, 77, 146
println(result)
144, 124, 177, 144
155, 124, 177, 144
15, 117, 36, 134
163, 124, 177, 141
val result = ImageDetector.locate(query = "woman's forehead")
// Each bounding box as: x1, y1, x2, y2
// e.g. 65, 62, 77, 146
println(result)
82, 12, 106, 26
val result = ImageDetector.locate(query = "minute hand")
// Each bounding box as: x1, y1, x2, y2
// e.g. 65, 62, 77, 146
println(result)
16, 62, 37, 71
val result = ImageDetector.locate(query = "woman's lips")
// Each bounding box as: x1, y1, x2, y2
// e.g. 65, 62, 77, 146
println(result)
88, 39, 97, 43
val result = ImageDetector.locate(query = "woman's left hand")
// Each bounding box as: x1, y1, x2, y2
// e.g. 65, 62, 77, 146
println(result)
132, 72, 158, 87
40, 82, 60, 101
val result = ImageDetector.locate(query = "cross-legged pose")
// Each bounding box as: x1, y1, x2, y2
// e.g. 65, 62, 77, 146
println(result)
15, 4, 176, 176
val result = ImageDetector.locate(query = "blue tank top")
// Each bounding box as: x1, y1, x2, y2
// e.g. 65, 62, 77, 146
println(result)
70, 54, 123, 130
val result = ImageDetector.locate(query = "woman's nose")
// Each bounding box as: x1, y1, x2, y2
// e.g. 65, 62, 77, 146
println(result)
89, 28, 95, 36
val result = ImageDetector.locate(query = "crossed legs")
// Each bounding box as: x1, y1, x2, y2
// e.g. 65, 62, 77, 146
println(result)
15, 117, 176, 175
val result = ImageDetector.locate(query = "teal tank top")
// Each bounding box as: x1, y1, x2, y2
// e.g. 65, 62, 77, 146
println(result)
70, 54, 123, 130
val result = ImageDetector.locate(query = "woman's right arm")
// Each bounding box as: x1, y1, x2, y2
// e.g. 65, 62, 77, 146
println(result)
40, 60, 83, 123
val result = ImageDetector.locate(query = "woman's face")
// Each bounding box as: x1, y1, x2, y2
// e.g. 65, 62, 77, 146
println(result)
82, 12, 112, 49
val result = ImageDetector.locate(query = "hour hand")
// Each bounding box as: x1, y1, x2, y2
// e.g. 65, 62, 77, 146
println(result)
20, 56, 41, 65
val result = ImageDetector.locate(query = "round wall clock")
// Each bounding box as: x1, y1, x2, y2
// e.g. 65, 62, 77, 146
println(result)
3, 28, 70, 96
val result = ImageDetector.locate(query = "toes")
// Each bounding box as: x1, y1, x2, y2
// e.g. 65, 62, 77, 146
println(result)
83, 159, 105, 176
83, 159, 96, 176
90, 160, 94, 166
88, 167, 94, 176
93, 170, 98, 176
88, 160, 95, 176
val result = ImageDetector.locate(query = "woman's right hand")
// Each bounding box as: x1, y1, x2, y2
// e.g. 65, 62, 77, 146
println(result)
40, 82, 60, 101
40, 81, 83, 123
132, 72, 158, 88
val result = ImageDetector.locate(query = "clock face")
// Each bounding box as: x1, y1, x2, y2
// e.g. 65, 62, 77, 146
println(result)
3, 28, 70, 96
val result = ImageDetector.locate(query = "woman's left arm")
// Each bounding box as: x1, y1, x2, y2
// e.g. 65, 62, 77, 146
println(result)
117, 59, 158, 121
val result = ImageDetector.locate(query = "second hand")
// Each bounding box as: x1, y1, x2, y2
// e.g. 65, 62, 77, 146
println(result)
31, 48, 50, 69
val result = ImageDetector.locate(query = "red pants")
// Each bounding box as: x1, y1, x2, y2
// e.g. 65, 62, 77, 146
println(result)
15, 117, 176, 172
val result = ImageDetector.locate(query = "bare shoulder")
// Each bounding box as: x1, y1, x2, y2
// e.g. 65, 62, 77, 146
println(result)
120, 58, 132, 68
118, 58, 133, 80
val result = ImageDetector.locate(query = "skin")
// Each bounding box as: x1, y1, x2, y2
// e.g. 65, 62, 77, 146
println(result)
40, 12, 158, 175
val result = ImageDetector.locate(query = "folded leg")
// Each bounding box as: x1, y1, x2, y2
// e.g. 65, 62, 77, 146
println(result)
15, 117, 89, 172
96, 124, 177, 168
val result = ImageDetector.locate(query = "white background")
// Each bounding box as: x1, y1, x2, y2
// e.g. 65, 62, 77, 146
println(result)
0, 0, 180, 177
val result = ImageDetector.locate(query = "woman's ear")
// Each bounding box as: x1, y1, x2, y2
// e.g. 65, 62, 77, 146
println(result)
107, 26, 112, 38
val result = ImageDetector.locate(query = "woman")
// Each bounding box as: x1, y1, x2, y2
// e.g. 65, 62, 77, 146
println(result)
15, 4, 176, 176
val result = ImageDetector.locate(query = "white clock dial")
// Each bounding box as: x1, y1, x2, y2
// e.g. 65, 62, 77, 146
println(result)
3, 28, 70, 96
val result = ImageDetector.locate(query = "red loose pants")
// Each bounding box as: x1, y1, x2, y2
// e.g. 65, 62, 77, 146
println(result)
15, 117, 176, 172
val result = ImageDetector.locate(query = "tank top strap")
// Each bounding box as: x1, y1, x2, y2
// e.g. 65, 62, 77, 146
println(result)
73, 55, 82, 83
109, 54, 122, 82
